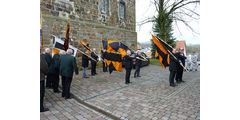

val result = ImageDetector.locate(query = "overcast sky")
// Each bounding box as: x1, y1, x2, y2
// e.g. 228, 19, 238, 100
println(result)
135, 0, 200, 45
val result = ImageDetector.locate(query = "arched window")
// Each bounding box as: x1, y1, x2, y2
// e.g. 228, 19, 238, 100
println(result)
119, 0, 125, 19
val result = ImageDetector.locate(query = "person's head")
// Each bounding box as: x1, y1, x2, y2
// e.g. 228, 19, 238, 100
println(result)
92, 48, 96, 52
137, 51, 141, 55
45, 48, 51, 54
127, 50, 131, 55
66, 49, 73, 55
172, 48, 176, 54
59, 50, 66, 56
180, 48, 184, 53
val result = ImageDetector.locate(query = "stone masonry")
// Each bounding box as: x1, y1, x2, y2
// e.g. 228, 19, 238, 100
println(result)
40, 0, 137, 68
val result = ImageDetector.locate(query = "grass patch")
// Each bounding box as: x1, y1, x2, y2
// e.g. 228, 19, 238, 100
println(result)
150, 58, 161, 66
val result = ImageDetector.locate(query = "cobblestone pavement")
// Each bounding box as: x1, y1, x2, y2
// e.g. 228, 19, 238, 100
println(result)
40, 89, 111, 120
41, 64, 200, 120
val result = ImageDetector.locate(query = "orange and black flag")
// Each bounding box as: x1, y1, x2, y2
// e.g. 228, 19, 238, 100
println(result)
102, 40, 130, 74
102, 40, 130, 57
102, 50, 123, 74
80, 40, 91, 55
152, 34, 172, 69
63, 22, 70, 51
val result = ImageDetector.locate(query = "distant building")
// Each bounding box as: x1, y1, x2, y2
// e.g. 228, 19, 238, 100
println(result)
175, 40, 187, 55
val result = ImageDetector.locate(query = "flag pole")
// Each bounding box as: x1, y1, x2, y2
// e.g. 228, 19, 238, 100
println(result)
167, 50, 189, 72
150, 32, 173, 49
77, 49, 97, 62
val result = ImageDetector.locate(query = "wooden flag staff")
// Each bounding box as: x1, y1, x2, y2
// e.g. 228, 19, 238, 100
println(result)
77, 49, 97, 62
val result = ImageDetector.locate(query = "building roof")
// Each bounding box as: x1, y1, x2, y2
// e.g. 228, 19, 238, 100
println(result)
175, 40, 186, 50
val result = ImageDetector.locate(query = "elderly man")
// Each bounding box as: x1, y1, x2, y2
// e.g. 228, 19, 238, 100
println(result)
134, 51, 143, 78
169, 49, 182, 87
40, 46, 49, 112
59, 49, 79, 99
44, 48, 53, 88
91, 48, 98, 76
123, 50, 134, 84
176, 48, 187, 83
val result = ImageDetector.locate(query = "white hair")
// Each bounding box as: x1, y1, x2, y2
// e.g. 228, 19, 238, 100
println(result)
127, 50, 131, 53
59, 50, 66, 55
66, 49, 73, 54
45, 48, 51, 53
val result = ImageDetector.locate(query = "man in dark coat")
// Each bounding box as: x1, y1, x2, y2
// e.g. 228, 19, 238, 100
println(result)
40, 47, 49, 112
169, 49, 182, 87
134, 51, 143, 78
124, 50, 134, 84
82, 50, 90, 78
59, 49, 79, 99
101, 50, 108, 72
44, 48, 53, 88
176, 48, 187, 83
50, 52, 61, 93
91, 48, 98, 76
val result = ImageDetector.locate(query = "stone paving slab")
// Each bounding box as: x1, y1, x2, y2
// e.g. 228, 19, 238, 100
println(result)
40, 89, 112, 120
68, 65, 200, 120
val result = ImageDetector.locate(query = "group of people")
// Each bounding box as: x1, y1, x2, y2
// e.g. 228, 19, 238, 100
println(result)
169, 48, 198, 87
40, 47, 79, 112
185, 52, 198, 71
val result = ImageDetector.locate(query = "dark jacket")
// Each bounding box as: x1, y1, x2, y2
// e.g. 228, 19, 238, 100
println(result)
135, 54, 142, 66
123, 55, 133, 69
49, 54, 60, 75
176, 52, 186, 69
44, 53, 52, 72
82, 54, 90, 67
59, 54, 79, 78
91, 52, 98, 63
169, 53, 180, 71
40, 54, 48, 81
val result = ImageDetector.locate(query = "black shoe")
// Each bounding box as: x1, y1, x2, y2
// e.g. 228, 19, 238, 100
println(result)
134, 76, 136, 78
40, 108, 49, 112
95, 73, 98, 75
65, 96, 73, 99
180, 80, 185, 83
170, 84, 175, 87
62, 94, 65, 97
137, 76, 141, 77
176, 81, 181, 84
54, 90, 61, 93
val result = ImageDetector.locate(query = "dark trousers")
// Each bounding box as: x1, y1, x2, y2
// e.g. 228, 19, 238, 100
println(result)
61, 76, 73, 98
46, 74, 54, 88
102, 61, 108, 72
169, 70, 177, 86
40, 80, 45, 111
91, 62, 97, 75
125, 68, 132, 83
176, 68, 184, 82
52, 74, 60, 92
134, 65, 140, 77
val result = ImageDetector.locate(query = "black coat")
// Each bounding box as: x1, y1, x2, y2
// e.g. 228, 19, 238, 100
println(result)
44, 53, 52, 72
169, 53, 180, 71
176, 52, 186, 69
82, 54, 90, 67
123, 55, 133, 69
135, 54, 142, 66
49, 54, 60, 75
91, 52, 98, 63
59, 54, 79, 78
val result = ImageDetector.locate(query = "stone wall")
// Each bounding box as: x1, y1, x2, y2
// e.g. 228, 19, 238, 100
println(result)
40, 0, 137, 69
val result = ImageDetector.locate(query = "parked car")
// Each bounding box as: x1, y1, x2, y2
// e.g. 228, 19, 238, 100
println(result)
122, 52, 150, 69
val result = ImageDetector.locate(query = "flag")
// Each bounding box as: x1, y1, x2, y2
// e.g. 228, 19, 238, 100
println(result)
63, 22, 70, 51
80, 40, 91, 55
102, 40, 131, 74
102, 50, 123, 74
102, 40, 130, 58
52, 36, 78, 56
151, 34, 172, 69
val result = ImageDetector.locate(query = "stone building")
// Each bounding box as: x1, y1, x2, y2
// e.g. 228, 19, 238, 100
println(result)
40, 0, 137, 69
